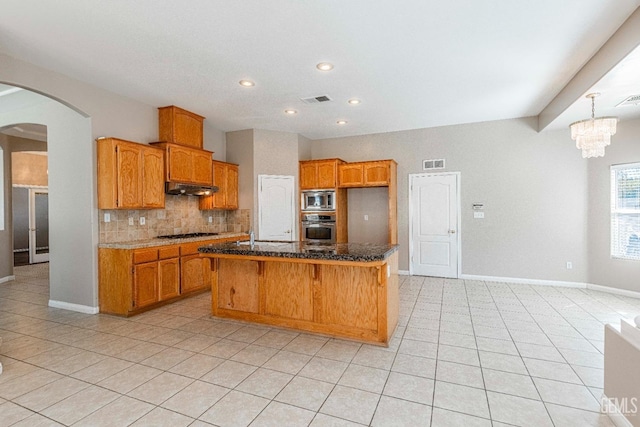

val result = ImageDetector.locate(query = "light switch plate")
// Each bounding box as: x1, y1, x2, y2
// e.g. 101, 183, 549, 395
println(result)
103, 213, 110, 223
208, 216, 213, 223
139, 217, 145, 225
128, 217, 134, 226
474, 212, 484, 219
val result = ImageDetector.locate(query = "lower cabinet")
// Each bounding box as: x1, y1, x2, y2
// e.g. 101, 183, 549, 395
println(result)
181, 254, 211, 294
210, 253, 398, 345
98, 236, 246, 316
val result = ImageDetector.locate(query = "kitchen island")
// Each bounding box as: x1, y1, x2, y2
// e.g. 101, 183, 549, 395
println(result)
199, 241, 399, 346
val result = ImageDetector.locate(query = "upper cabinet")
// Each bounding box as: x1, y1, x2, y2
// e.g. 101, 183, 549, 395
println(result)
158, 105, 204, 148
200, 160, 239, 210
150, 142, 213, 186
299, 159, 343, 190
97, 137, 165, 209
338, 160, 396, 188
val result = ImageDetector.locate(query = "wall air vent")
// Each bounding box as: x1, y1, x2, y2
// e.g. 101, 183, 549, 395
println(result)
423, 159, 445, 170
301, 95, 333, 104
616, 94, 640, 107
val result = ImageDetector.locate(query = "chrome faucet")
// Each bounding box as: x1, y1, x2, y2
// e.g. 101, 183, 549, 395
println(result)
249, 228, 255, 247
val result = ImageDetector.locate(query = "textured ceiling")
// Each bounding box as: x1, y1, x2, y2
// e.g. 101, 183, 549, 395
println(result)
1, 0, 639, 139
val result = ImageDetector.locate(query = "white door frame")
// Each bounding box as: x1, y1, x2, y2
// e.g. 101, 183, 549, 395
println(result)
408, 172, 462, 277
29, 187, 49, 264
257, 174, 296, 241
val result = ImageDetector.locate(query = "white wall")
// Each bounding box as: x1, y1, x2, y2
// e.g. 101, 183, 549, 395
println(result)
588, 117, 640, 292
312, 117, 590, 283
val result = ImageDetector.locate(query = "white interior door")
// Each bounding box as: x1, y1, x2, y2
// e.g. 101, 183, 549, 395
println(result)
258, 175, 295, 241
29, 188, 49, 263
410, 173, 459, 278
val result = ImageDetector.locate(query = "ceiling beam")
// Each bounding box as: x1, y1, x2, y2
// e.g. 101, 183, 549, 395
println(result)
538, 6, 640, 131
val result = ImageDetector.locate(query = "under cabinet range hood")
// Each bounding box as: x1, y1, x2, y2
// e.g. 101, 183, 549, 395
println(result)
165, 182, 218, 196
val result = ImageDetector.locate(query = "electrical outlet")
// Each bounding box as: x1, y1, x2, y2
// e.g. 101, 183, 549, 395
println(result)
103, 213, 110, 223
128, 217, 134, 226
566, 261, 573, 269
139, 217, 145, 226
364, 215, 369, 221
208, 216, 213, 223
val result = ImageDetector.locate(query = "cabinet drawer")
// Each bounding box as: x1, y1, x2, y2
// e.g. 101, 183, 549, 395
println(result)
159, 246, 180, 259
181, 242, 205, 256
133, 249, 158, 264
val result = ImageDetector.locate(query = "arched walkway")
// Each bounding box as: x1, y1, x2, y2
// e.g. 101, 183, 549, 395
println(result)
0, 85, 98, 312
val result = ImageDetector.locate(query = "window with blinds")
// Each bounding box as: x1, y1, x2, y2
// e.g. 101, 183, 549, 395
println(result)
611, 163, 640, 260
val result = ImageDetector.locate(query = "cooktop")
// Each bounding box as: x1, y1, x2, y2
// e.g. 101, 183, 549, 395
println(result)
156, 232, 219, 239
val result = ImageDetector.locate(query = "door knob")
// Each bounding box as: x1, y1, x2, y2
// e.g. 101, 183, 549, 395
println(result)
448, 230, 456, 234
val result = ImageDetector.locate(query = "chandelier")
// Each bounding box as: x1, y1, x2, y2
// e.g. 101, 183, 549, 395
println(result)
569, 93, 617, 158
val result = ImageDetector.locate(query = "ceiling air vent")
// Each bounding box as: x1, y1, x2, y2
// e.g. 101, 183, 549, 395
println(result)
423, 159, 445, 170
616, 94, 640, 107
301, 95, 333, 104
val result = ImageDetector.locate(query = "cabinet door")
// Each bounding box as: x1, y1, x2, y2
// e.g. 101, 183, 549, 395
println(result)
181, 255, 211, 293
338, 163, 364, 187
134, 262, 158, 308
364, 161, 390, 186
217, 259, 260, 313
316, 161, 337, 188
158, 258, 180, 300
116, 143, 142, 208
167, 145, 193, 182
319, 265, 378, 332
193, 150, 213, 185
226, 164, 239, 209
172, 109, 203, 148
213, 162, 227, 208
142, 147, 165, 208
264, 262, 313, 321
299, 162, 318, 190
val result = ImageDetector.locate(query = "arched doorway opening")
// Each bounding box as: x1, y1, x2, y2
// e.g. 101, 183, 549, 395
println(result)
0, 83, 97, 313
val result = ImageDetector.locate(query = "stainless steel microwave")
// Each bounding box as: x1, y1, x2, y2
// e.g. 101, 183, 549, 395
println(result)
301, 190, 336, 211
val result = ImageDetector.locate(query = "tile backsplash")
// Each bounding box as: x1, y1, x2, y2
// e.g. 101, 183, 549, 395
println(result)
99, 195, 251, 243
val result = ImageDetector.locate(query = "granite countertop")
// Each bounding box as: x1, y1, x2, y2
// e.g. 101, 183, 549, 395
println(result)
98, 232, 249, 249
198, 241, 399, 262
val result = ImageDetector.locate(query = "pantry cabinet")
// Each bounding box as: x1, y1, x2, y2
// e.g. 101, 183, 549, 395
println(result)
97, 137, 165, 209
199, 161, 239, 210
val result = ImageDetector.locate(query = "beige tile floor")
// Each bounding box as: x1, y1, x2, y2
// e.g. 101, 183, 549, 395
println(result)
1, 263, 639, 426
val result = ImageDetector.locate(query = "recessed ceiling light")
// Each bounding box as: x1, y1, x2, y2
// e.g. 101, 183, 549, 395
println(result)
316, 62, 334, 71
348, 98, 361, 105
239, 79, 255, 87
337, 120, 348, 125
284, 109, 297, 115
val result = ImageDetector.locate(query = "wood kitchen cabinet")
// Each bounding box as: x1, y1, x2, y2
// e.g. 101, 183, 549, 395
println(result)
151, 142, 213, 186
216, 259, 260, 313
299, 159, 343, 189
158, 105, 205, 149
97, 137, 165, 209
98, 236, 245, 316
199, 161, 239, 210
180, 242, 211, 294
338, 160, 395, 188
206, 250, 399, 345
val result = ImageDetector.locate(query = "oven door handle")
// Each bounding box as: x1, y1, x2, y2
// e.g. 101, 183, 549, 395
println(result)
302, 222, 336, 227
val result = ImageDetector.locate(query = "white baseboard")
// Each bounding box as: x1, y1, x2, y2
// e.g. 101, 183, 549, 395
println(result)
398, 270, 410, 276
601, 394, 634, 427
0, 275, 16, 284
48, 300, 99, 314
587, 284, 640, 300
460, 274, 589, 289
